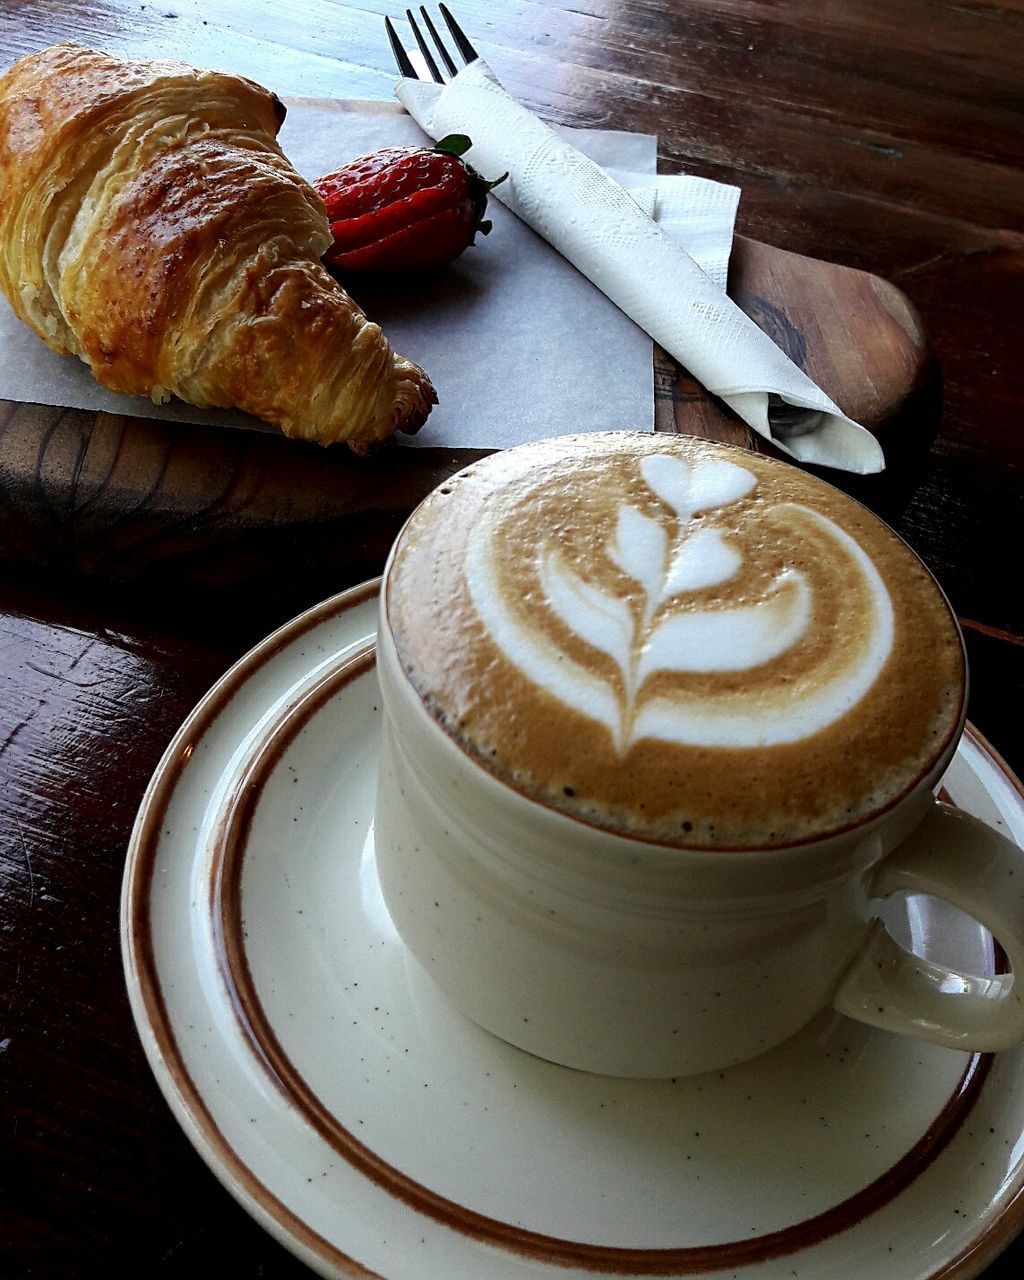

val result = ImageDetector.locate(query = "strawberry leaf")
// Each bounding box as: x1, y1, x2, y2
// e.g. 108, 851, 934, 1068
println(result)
435, 133, 472, 157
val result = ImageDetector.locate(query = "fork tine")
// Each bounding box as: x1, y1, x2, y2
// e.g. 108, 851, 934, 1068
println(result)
438, 4, 479, 64
385, 16, 417, 78
406, 8, 445, 83
419, 7, 458, 78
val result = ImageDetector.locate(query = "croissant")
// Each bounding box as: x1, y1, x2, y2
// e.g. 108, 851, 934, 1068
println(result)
0, 43, 435, 452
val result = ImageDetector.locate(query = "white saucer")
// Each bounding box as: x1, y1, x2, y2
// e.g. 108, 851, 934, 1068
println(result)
122, 580, 1024, 1280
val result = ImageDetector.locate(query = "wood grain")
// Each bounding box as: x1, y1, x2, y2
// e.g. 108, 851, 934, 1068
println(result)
2, 3, 1023, 1278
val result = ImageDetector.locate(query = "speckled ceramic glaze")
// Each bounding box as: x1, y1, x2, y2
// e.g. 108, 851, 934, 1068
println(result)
375, 586, 1024, 1079
122, 582, 1024, 1280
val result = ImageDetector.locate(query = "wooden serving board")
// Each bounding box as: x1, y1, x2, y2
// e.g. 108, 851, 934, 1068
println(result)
0, 234, 936, 615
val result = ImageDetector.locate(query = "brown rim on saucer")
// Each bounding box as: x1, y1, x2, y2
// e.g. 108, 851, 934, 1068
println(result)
123, 580, 386, 1280
123, 581, 1024, 1280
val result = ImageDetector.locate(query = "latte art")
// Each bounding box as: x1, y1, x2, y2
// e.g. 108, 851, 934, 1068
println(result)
386, 434, 964, 847
466, 454, 895, 752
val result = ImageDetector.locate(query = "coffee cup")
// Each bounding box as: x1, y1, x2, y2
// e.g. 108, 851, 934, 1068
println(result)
373, 432, 1024, 1078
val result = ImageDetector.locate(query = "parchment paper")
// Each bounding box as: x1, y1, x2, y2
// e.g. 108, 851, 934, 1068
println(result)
0, 99, 659, 449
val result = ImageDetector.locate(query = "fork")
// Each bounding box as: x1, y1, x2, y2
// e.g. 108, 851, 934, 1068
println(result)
385, 5, 479, 83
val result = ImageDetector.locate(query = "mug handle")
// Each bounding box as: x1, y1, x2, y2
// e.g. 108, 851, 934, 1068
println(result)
833, 801, 1024, 1051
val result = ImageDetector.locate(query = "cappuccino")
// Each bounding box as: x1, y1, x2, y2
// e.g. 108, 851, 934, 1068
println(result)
385, 434, 964, 849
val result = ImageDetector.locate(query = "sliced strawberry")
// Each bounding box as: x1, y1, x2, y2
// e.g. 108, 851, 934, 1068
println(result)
326, 183, 468, 254
315, 136, 506, 274
325, 205, 477, 274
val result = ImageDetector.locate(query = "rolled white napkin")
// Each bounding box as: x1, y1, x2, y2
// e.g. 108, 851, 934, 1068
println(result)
397, 60, 885, 474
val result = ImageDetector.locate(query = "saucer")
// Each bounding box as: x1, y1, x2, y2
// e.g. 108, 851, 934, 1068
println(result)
122, 580, 1024, 1280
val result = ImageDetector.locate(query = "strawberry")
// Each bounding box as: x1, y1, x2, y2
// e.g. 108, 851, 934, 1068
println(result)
315, 135, 506, 274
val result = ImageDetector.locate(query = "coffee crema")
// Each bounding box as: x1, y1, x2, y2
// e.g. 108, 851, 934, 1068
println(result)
385, 434, 965, 848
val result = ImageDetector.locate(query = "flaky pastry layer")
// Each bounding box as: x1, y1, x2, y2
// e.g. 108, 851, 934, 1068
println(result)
0, 43, 436, 451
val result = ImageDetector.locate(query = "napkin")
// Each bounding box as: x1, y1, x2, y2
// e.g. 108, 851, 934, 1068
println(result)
397, 60, 885, 474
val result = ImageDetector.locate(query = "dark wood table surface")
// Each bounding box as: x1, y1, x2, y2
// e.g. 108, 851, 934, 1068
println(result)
2, 2, 1022, 1276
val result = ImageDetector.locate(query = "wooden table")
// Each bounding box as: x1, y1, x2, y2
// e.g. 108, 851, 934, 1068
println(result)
2, 3, 1022, 1276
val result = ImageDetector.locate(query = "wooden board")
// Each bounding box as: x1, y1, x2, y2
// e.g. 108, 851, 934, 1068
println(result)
0, 233, 935, 612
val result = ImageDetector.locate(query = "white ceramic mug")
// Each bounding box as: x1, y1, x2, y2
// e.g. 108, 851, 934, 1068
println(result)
374, 609, 1024, 1079
372, 430, 1024, 1079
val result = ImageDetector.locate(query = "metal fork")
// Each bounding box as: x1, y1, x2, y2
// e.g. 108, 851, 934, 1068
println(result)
385, 5, 479, 82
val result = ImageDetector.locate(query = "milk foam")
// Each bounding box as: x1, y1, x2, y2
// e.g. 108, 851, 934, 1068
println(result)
465, 456, 894, 752
387, 434, 965, 848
